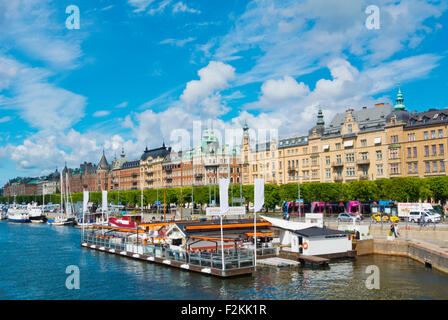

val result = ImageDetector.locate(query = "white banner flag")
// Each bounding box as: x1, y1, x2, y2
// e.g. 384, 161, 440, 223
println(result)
83, 191, 89, 213
102, 190, 108, 213
254, 179, 264, 213
219, 178, 230, 215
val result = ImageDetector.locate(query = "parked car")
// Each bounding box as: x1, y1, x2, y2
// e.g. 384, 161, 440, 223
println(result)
337, 213, 360, 222
408, 211, 440, 223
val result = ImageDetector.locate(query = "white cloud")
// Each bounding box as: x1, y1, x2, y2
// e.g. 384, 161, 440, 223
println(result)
93, 110, 111, 117
172, 2, 201, 14
261, 76, 309, 101
213, 0, 447, 85
0, 116, 12, 123
159, 37, 196, 47
127, 0, 155, 12
181, 61, 235, 106
0, 0, 84, 70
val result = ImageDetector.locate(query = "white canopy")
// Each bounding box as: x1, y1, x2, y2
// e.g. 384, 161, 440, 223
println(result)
374, 137, 382, 144
261, 215, 318, 231
344, 140, 354, 148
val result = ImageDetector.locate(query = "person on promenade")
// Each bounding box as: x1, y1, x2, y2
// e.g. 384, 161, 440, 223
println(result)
420, 213, 426, 227
390, 223, 396, 239
393, 223, 399, 238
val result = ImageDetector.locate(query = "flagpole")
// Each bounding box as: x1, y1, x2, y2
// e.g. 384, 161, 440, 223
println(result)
254, 207, 257, 271
220, 214, 225, 272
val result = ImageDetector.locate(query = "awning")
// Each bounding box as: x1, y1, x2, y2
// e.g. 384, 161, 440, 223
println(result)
323, 145, 329, 151
245, 232, 275, 237
374, 137, 381, 144
344, 140, 354, 148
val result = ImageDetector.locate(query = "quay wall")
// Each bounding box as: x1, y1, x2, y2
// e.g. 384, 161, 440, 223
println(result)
356, 239, 448, 274
368, 224, 448, 243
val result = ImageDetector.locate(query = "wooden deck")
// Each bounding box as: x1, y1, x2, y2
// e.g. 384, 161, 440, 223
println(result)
81, 242, 254, 278
279, 250, 330, 266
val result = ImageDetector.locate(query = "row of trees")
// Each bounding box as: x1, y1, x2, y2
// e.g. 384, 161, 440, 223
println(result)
2, 176, 448, 210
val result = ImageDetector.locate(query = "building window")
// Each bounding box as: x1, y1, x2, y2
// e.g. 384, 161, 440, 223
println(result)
432, 145, 437, 156
425, 162, 430, 172
433, 161, 438, 172
346, 153, 355, 162
413, 162, 418, 173
438, 129, 443, 138
408, 163, 413, 174
326, 168, 331, 178
361, 152, 368, 160
346, 167, 355, 176
312, 146, 318, 153
413, 147, 417, 158
407, 147, 412, 158
335, 143, 341, 150
391, 135, 398, 143
424, 146, 429, 157
325, 156, 330, 165
390, 163, 399, 175
389, 148, 399, 159
312, 170, 318, 178
440, 144, 444, 155
431, 130, 436, 139
408, 133, 415, 142
361, 139, 367, 147
440, 160, 445, 172
348, 124, 353, 133
424, 131, 429, 140
336, 154, 342, 164
377, 164, 383, 175
376, 150, 382, 160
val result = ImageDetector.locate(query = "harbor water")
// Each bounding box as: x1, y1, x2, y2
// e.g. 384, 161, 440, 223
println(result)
0, 221, 447, 300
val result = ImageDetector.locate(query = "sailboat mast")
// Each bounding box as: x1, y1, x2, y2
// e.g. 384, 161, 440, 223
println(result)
60, 171, 63, 214
65, 171, 70, 216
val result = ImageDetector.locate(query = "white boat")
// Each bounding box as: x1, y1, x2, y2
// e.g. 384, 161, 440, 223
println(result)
48, 215, 76, 226
28, 204, 47, 223
7, 208, 30, 223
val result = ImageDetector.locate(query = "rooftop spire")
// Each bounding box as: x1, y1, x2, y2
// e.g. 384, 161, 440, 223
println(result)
394, 84, 406, 111
316, 107, 325, 125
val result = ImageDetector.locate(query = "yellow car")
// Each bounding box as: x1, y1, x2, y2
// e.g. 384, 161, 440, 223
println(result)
372, 214, 399, 223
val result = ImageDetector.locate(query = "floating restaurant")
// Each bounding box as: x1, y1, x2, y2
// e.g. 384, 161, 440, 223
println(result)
81, 218, 277, 277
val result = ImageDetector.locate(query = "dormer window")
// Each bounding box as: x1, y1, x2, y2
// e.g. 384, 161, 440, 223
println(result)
348, 124, 353, 133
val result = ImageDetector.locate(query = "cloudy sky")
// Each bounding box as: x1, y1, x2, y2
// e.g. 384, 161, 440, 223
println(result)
0, 0, 447, 185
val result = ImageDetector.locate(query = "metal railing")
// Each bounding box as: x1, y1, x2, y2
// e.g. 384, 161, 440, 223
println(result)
82, 232, 256, 270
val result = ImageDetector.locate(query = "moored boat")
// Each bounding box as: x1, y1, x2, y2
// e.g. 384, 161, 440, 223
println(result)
7, 210, 30, 223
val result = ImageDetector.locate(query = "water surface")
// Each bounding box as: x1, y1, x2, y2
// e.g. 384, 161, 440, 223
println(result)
0, 221, 447, 299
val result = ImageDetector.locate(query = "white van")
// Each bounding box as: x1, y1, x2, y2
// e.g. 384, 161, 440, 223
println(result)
408, 211, 440, 223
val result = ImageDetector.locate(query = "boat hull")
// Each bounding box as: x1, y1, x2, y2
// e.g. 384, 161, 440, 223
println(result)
8, 218, 30, 223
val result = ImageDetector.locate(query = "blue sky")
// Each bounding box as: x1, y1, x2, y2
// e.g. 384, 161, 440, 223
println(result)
0, 0, 448, 186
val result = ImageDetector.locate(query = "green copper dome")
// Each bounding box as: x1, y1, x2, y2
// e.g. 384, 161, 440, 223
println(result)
395, 87, 406, 111
316, 108, 325, 125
